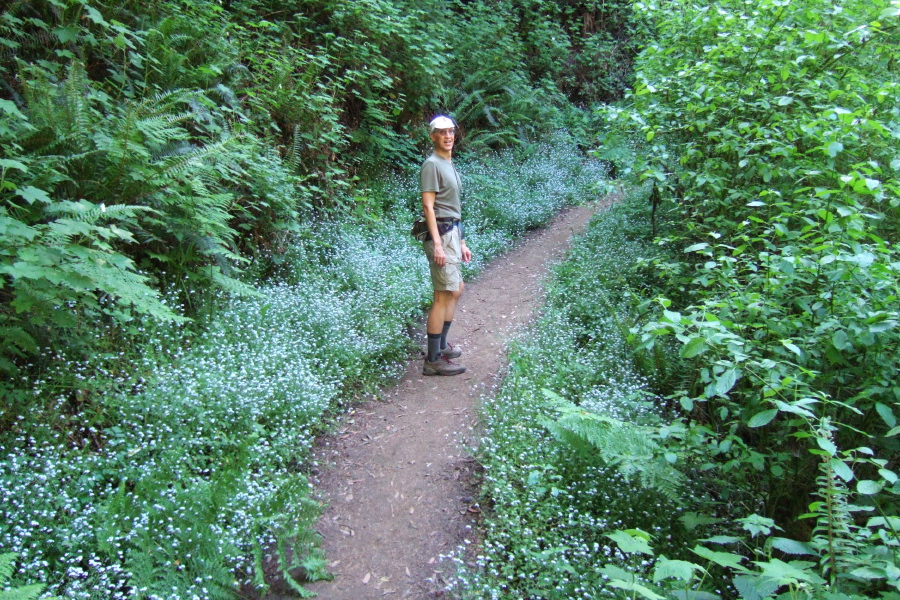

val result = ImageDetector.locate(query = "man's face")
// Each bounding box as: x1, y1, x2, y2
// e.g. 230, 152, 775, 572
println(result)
431, 127, 455, 152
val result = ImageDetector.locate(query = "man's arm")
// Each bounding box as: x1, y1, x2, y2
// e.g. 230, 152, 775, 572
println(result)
422, 191, 446, 266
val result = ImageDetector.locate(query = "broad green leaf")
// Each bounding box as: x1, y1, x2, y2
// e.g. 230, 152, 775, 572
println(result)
682, 337, 707, 358
606, 530, 653, 555
830, 458, 854, 482
769, 538, 815, 555
856, 479, 882, 495
826, 142, 843, 157
816, 437, 837, 456
879, 468, 898, 484
85, 6, 109, 26
748, 409, 777, 428
0, 99, 27, 120
608, 580, 665, 600
777, 96, 793, 106
867, 516, 900, 530
754, 558, 826, 584
15, 186, 52, 205
692, 546, 746, 570
663, 310, 682, 323
733, 575, 781, 600
781, 340, 802, 357
849, 567, 887, 580
831, 330, 849, 350
700, 535, 741, 545
0, 159, 27, 172
876, 403, 897, 428
715, 369, 737, 396
654, 558, 702, 583
804, 31, 826, 44
684, 243, 710, 253
670, 592, 720, 600
1, 262, 48, 281
600, 564, 635, 583
680, 513, 721, 531
53, 26, 79, 43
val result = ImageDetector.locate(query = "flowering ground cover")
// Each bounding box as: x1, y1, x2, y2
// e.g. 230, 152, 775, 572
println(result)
452, 188, 699, 599
0, 139, 608, 599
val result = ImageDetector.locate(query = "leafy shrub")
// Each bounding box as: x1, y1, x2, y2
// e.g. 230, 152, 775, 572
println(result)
454, 198, 699, 600
0, 138, 602, 598
614, 0, 900, 501
577, 0, 900, 596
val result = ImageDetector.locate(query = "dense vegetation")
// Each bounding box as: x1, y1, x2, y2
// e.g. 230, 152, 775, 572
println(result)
5, 0, 897, 598
0, 0, 636, 598
465, 0, 900, 599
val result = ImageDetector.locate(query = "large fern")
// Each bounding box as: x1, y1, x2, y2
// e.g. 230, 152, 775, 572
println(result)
808, 449, 867, 586
0, 553, 55, 600
541, 389, 685, 500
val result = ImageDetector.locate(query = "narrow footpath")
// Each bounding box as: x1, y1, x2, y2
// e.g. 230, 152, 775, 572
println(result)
294, 201, 603, 599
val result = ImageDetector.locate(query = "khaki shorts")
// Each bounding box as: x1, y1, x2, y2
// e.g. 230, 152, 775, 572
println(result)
424, 225, 463, 291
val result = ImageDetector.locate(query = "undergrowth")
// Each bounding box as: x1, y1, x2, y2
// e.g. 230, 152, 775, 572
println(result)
0, 138, 607, 599
451, 188, 703, 600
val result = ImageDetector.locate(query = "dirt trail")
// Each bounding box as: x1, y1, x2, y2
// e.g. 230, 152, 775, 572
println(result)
292, 201, 602, 599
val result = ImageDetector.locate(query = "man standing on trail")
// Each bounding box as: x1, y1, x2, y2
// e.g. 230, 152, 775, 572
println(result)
420, 115, 471, 376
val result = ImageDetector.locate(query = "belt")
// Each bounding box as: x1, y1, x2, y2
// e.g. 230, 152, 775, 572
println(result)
436, 217, 459, 223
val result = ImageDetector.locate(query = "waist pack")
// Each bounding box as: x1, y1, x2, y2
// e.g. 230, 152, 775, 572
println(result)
410, 217, 458, 242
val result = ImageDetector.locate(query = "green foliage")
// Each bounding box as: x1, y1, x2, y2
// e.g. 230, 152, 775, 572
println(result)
1, 140, 600, 599
541, 389, 684, 500
0, 0, 644, 595
456, 197, 699, 600
538, 0, 900, 597
0, 553, 51, 600
608, 0, 900, 516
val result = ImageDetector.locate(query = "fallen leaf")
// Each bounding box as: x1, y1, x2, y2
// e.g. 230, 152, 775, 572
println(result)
363, 572, 371, 584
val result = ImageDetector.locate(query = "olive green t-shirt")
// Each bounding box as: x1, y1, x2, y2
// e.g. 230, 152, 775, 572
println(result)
419, 153, 461, 220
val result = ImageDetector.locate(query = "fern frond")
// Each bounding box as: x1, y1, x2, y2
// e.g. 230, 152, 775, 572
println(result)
0, 552, 48, 600
137, 89, 193, 116
148, 140, 193, 164
212, 84, 239, 108
285, 125, 305, 172
210, 268, 260, 298
0, 553, 14, 584
43, 201, 151, 223
154, 139, 234, 179
810, 453, 866, 584
542, 391, 684, 499
135, 114, 193, 144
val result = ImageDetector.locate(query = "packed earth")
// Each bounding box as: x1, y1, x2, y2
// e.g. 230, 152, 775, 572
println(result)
274, 201, 607, 600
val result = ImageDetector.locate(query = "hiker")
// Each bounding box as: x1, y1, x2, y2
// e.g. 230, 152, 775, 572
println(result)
420, 115, 471, 376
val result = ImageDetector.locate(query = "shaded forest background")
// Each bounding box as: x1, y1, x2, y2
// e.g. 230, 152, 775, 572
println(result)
0, 1, 642, 598
2, 0, 900, 599
0, 0, 642, 374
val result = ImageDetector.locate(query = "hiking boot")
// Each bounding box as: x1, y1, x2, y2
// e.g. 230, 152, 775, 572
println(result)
423, 355, 466, 376
441, 343, 462, 359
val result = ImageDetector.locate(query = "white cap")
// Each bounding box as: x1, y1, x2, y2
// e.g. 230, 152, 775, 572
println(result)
429, 115, 455, 131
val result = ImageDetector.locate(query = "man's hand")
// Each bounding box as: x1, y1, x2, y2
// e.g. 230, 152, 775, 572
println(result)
433, 243, 447, 266
461, 241, 471, 263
